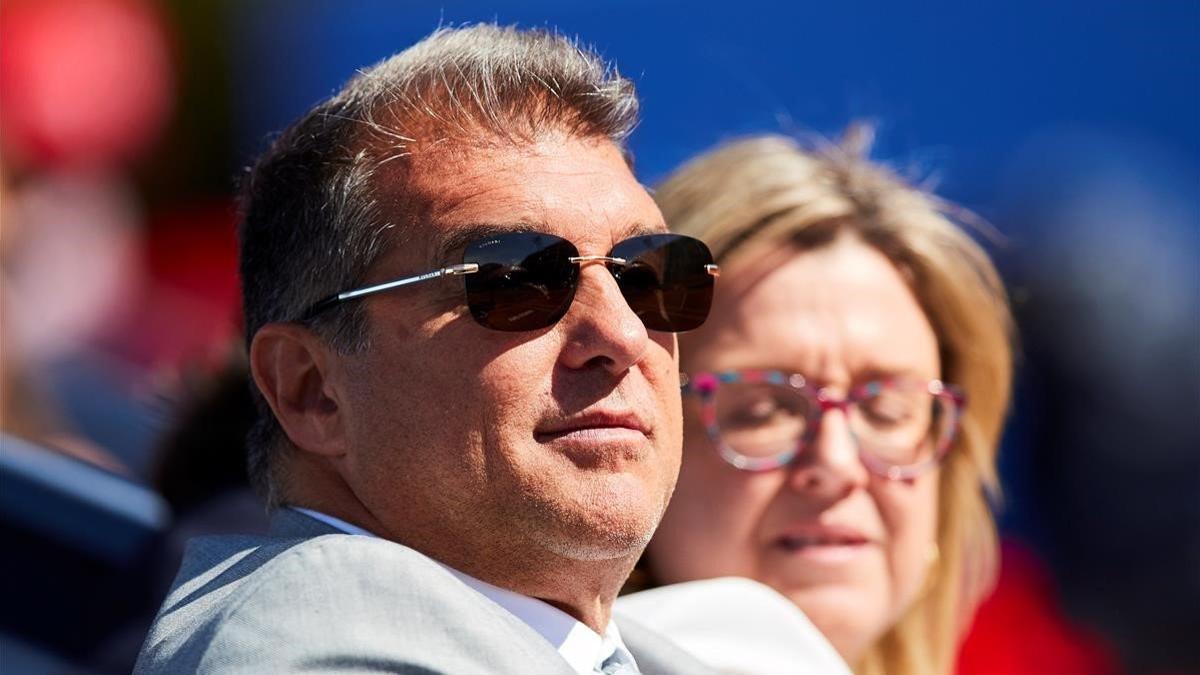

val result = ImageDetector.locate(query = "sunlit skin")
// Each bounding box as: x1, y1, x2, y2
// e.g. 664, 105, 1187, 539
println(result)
646, 234, 940, 662
251, 135, 682, 632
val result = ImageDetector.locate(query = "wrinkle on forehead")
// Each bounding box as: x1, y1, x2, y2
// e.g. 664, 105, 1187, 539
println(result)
393, 136, 664, 265
684, 236, 939, 388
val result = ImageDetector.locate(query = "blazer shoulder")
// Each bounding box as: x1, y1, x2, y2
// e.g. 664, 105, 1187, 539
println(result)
199, 533, 460, 630
136, 533, 343, 673
143, 535, 566, 674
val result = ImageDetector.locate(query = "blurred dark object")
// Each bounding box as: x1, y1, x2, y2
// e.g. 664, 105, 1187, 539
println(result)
0, 433, 169, 666
88, 351, 268, 674
152, 347, 256, 515
999, 132, 1200, 674
0, 366, 265, 675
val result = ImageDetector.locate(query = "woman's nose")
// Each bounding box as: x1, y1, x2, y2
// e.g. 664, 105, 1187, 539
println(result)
787, 406, 870, 497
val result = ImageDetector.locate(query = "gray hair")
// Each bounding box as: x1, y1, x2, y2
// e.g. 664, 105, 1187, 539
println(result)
240, 24, 640, 507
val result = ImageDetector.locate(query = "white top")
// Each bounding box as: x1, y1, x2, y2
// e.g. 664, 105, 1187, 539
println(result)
615, 577, 853, 675
291, 507, 636, 675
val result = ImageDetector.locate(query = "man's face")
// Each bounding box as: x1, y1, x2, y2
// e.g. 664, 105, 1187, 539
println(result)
333, 135, 681, 569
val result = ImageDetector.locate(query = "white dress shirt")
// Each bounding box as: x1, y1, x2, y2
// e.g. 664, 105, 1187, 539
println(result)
291, 507, 637, 675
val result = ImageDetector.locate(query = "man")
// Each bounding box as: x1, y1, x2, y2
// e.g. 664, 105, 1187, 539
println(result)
135, 24, 720, 675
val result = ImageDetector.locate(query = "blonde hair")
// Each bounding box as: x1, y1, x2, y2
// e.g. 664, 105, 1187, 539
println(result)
655, 128, 1013, 675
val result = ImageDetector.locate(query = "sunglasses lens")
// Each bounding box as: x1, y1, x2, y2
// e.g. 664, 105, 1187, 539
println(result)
609, 234, 716, 332
463, 232, 579, 331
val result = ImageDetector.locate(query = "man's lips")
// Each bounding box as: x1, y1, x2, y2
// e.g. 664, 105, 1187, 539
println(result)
534, 410, 651, 443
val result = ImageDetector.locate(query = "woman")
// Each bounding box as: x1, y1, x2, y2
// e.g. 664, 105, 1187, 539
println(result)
625, 127, 1013, 675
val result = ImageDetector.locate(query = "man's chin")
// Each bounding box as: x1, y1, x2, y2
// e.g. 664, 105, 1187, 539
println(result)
542, 528, 652, 562
536, 475, 667, 562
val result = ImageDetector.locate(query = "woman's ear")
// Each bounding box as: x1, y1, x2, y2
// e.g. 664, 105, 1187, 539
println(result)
249, 323, 348, 458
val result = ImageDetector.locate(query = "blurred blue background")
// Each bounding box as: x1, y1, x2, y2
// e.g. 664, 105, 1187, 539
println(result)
1, 1, 1196, 673
232, 0, 1200, 193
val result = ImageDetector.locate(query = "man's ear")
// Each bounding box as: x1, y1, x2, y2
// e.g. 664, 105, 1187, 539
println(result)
249, 323, 348, 458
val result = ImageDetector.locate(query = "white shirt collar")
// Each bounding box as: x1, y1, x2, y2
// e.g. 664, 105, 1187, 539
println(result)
290, 507, 634, 675
292, 506, 376, 537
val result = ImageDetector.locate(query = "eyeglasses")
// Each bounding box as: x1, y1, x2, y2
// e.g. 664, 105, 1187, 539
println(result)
303, 231, 720, 332
683, 370, 966, 480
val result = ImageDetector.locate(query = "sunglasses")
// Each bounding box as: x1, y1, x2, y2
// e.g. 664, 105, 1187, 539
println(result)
303, 231, 720, 332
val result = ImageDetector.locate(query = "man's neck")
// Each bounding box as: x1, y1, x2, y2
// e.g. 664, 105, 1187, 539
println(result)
452, 549, 635, 633
286, 460, 639, 633
383, 520, 634, 632
286, 511, 633, 632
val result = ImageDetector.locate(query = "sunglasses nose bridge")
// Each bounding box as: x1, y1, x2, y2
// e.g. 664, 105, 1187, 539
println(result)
567, 253, 631, 304
567, 254, 628, 267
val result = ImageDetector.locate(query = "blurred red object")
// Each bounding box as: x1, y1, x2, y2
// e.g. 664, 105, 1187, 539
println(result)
0, 0, 173, 170
958, 540, 1119, 675
103, 201, 241, 371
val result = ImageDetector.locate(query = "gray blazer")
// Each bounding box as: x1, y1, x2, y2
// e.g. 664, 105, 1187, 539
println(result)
134, 509, 713, 675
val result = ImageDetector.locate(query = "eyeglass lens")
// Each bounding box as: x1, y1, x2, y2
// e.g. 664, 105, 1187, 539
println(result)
712, 379, 955, 467
464, 232, 579, 330
463, 232, 715, 332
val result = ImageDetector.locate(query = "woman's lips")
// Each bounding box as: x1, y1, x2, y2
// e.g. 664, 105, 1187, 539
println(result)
773, 524, 875, 563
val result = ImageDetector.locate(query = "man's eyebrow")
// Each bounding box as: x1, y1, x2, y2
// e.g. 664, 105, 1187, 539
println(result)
623, 221, 670, 238
432, 220, 669, 265
432, 222, 540, 265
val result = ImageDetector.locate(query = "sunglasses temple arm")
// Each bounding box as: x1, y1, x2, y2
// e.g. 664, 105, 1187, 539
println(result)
302, 263, 479, 319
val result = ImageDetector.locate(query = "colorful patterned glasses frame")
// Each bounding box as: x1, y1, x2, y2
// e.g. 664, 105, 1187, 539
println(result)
683, 370, 966, 480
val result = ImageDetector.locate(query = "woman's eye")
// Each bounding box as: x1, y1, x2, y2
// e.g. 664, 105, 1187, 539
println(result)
862, 395, 913, 425
725, 397, 786, 428
744, 398, 778, 419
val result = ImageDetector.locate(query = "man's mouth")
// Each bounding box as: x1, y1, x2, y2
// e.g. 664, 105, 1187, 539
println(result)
534, 410, 653, 467
535, 410, 651, 443
537, 427, 648, 443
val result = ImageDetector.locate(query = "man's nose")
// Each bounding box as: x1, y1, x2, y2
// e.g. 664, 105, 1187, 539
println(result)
786, 406, 869, 497
557, 262, 649, 374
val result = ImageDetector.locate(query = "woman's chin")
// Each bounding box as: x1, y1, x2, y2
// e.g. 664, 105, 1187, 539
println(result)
779, 583, 887, 663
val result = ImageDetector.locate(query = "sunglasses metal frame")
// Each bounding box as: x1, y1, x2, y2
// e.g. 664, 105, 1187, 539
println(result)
682, 369, 966, 480
301, 233, 720, 330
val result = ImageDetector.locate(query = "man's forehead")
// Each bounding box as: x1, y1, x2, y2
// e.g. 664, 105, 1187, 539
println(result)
385, 137, 666, 262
